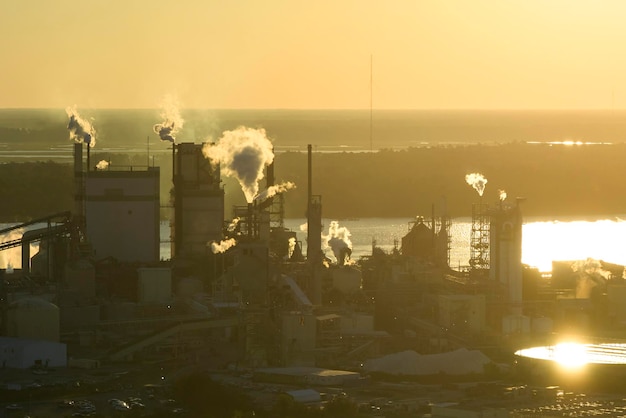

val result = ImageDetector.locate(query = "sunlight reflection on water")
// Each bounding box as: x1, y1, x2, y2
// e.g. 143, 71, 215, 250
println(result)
2, 217, 626, 273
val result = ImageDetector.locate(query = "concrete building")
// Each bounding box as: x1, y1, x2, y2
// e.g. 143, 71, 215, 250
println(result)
84, 167, 160, 263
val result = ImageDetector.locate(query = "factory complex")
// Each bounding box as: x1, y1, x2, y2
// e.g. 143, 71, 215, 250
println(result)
3, 113, 626, 417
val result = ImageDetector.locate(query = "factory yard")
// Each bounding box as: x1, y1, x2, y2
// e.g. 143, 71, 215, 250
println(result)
0, 361, 188, 417
6, 354, 626, 418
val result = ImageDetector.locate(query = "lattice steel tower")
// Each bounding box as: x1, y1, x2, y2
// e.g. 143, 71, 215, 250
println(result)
469, 202, 490, 271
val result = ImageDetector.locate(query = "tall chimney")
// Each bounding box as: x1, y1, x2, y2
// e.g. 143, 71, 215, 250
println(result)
306, 144, 322, 304
267, 149, 275, 188
73, 142, 85, 231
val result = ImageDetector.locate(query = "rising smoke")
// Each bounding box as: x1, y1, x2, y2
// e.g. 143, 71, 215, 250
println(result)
287, 237, 296, 259
465, 173, 488, 197
96, 160, 110, 170
66, 106, 96, 147
0, 229, 38, 270
499, 189, 507, 202
226, 217, 241, 233
571, 258, 610, 299
323, 221, 353, 265
254, 181, 296, 202
209, 238, 237, 254
153, 95, 184, 142
202, 126, 274, 203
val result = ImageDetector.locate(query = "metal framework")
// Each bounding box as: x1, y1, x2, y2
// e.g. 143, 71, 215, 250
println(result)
469, 203, 490, 271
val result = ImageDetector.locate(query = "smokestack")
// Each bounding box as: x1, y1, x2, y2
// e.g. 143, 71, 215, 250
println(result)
247, 203, 253, 238
306, 144, 323, 304
267, 149, 275, 188
73, 143, 85, 231
308, 144, 312, 204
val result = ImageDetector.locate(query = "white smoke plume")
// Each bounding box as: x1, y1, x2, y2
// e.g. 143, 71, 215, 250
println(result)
287, 237, 296, 259
202, 126, 274, 203
254, 181, 296, 202
465, 173, 488, 197
66, 106, 96, 147
209, 238, 237, 254
323, 221, 353, 265
499, 189, 507, 202
153, 95, 184, 142
96, 160, 110, 170
571, 258, 610, 298
226, 217, 241, 233
0, 228, 37, 270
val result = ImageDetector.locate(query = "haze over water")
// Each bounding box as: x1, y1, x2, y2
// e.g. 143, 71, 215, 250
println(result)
2, 109, 626, 160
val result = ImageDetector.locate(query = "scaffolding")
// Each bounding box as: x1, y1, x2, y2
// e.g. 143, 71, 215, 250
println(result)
469, 203, 490, 271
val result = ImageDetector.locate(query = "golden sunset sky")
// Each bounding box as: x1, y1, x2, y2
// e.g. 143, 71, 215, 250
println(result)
3, 0, 626, 109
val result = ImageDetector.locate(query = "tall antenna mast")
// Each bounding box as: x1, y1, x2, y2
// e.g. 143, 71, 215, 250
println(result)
370, 54, 373, 152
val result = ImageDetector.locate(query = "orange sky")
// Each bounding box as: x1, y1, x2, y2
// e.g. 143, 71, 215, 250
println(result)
3, 0, 626, 109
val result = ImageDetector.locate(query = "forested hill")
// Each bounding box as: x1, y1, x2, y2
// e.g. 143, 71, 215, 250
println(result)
1, 142, 626, 222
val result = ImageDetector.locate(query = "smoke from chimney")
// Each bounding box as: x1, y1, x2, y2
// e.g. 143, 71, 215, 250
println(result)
499, 189, 507, 202
465, 173, 488, 197
202, 126, 274, 203
96, 160, 110, 170
66, 106, 96, 147
287, 237, 296, 259
572, 258, 609, 298
209, 238, 237, 254
323, 221, 353, 265
226, 217, 241, 233
254, 181, 296, 203
153, 95, 184, 142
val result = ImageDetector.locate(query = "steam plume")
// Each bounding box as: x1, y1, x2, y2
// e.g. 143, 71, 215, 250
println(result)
209, 238, 237, 254
202, 126, 274, 203
571, 258, 609, 298
226, 217, 241, 233
323, 221, 353, 265
254, 181, 296, 202
465, 173, 488, 197
66, 106, 96, 147
287, 237, 296, 259
96, 160, 110, 170
153, 95, 184, 142
499, 189, 507, 202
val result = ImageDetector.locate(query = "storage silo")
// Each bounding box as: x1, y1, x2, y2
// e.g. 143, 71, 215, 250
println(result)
6, 298, 60, 342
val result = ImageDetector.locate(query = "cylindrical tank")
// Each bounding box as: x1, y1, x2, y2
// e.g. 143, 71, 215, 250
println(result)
6, 297, 60, 342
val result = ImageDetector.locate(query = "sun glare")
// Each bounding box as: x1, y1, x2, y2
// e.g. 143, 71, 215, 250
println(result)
552, 343, 588, 368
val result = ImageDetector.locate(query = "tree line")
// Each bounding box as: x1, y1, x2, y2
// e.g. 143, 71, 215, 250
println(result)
1, 142, 625, 222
